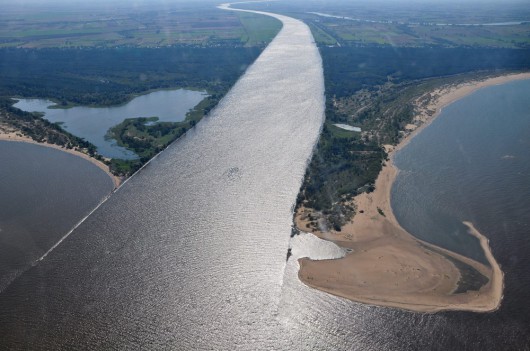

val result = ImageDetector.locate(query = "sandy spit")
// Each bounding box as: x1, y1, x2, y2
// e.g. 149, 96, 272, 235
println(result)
296, 72, 530, 313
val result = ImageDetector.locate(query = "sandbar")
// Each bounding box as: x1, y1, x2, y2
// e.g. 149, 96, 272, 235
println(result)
296, 72, 530, 312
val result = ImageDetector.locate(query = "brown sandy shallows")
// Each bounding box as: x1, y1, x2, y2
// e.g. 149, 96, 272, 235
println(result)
296, 72, 530, 313
0, 127, 121, 188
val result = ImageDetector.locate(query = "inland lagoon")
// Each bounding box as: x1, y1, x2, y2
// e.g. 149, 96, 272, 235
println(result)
13, 89, 207, 159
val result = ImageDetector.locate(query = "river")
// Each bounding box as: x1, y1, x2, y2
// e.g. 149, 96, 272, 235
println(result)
0, 5, 327, 349
0, 5, 529, 351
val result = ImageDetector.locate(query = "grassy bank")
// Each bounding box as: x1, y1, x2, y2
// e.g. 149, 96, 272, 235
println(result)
107, 94, 220, 176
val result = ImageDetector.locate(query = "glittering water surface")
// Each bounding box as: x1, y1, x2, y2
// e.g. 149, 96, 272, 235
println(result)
0, 7, 329, 349
1, 7, 530, 350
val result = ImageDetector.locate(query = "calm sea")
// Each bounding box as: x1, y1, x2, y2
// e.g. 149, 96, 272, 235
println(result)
390, 78, 530, 349
0, 6, 529, 350
0, 141, 114, 291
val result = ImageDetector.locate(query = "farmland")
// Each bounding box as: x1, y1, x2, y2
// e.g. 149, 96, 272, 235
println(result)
0, 1, 281, 48
234, 0, 530, 48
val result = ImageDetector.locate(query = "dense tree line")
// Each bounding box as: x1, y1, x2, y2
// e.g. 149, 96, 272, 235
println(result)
321, 47, 530, 98
298, 46, 530, 230
0, 46, 263, 106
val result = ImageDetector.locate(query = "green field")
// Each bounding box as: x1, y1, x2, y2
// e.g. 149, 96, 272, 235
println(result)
302, 18, 530, 48
233, 1, 530, 49
237, 12, 282, 46
0, 2, 281, 48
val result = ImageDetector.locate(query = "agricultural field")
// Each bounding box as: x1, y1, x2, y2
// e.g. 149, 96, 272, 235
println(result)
234, 0, 530, 48
0, 1, 281, 48
306, 17, 530, 48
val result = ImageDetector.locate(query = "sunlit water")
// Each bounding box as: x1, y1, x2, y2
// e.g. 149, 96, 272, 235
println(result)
1, 6, 529, 351
13, 89, 207, 159
0, 6, 328, 349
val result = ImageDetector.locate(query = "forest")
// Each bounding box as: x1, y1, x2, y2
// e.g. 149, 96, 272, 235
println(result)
321, 47, 530, 98
0, 46, 265, 175
297, 46, 530, 230
0, 47, 263, 107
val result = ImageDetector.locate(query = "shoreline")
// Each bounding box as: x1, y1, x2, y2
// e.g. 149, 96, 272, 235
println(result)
12, 87, 208, 111
398, 72, 530, 154
0, 131, 122, 188
296, 72, 530, 313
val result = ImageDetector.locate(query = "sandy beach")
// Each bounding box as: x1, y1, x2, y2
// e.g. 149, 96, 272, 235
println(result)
296, 72, 530, 313
0, 128, 121, 188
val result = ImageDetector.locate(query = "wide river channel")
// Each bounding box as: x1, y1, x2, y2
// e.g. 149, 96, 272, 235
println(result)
0, 5, 529, 350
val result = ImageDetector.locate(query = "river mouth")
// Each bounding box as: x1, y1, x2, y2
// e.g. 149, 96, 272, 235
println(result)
0, 5, 328, 349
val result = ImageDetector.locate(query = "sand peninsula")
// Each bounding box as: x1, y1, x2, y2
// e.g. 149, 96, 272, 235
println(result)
297, 72, 530, 313
0, 127, 121, 188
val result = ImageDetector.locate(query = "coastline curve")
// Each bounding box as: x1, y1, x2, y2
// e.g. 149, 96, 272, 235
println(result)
297, 73, 530, 313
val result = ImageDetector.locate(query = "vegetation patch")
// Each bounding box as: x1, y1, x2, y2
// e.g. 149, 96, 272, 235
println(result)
297, 47, 530, 230
236, 12, 282, 46
107, 117, 181, 157
106, 93, 219, 176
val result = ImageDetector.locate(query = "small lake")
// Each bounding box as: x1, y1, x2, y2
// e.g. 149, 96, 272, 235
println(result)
13, 89, 208, 159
